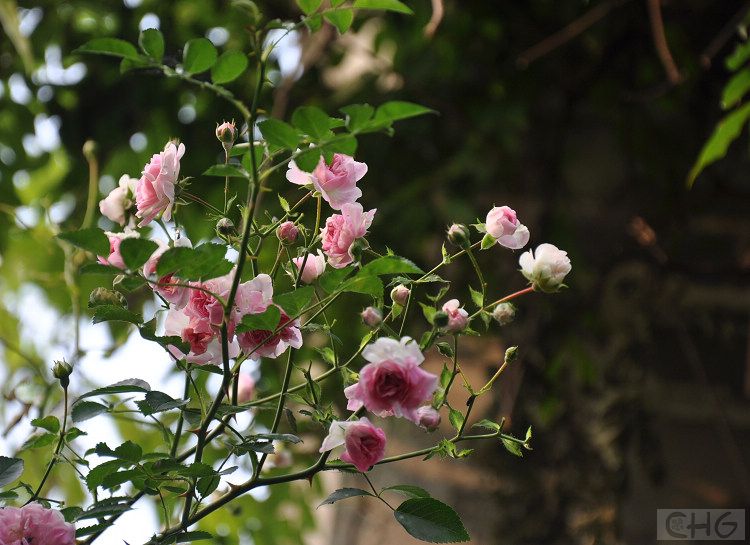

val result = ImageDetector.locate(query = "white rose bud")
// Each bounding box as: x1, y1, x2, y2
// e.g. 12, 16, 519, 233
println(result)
491, 302, 516, 325
518, 243, 571, 293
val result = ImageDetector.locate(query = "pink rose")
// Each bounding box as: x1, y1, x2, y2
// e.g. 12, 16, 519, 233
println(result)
292, 250, 326, 284
276, 221, 299, 244
135, 141, 185, 226
360, 306, 383, 327
99, 174, 137, 226
416, 406, 441, 431
165, 308, 239, 365
286, 153, 367, 210
237, 307, 303, 359
0, 503, 76, 545
519, 243, 572, 292
485, 206, 530, 250
319, 417, 386, 472
321, 202, 376, 269
184, 273, 233, 328
144, 237, 192, 309
237, 372, 255, 404
97, 230, 139, 269
344, 337, 438, 423
442, 299, 469, 333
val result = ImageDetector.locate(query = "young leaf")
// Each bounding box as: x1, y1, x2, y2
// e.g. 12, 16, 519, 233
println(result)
469, 285, 483, 308
341, 104, 375, 132
211, 50, 249, 84
394, 498, 470, 543
292, 106, 333, 141
139, 28, 164, 61
297, 0, 322, 14
340, 274, 384, 297
31, 415, 60, 433
71, 401, 108, 423
448, 407, 464, 432
318, 487, 373, 507
726, 39, 750, 71
360, 255, 423, 276
721, 68, 750, 110
325, 9, 355, 33
501, 437, 524, 457
353, 0, 413, 14
0, 457, 24, 487
119, 238, 158, 270
75, 38, 142, 60
374, 101, 434, 124
92, 305, 142, 325
182, 38, 218, 74
274, 286, 315, 316
57, 228, 109, 256
203, 164, 249, 178
76, 379, 151, 402
258, 118, 300, 150
236, 306, 281, 333
480, 232, 496, 250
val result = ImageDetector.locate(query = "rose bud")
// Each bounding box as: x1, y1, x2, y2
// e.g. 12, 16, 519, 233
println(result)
89, 287, 127, 308
491, 302, 516, 325
216, 217, 237, 237
52, 359, 73, 389
446, 223, 470, 248
361, 306, 383, 327
390, 284, 410, 306
215, 120, 237, 147
276, 221, 299, 245
416, 406, 441, 431
485, 206, 530, 250
519, 243, 572, 293
236, 373, 255, 404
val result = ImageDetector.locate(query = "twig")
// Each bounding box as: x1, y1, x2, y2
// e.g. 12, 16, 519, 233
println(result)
700, 1, 750, 69
424, 0, 445, 38
646, 0, 682, 85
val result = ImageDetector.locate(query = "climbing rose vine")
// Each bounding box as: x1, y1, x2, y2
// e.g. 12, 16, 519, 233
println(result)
0, 2, 571, 544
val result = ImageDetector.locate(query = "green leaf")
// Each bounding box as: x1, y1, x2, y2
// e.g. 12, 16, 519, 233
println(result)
448, 407, 464, 432
76, 379, 151, 402
480, 233, 496, 250
86, 460, 128, 490
394, 498, 470, 543
119, 238, 158, 270
297, 0, 322, 14
688, 102, 750, 187
294, 147, 322, 172
435, 341, 453, 358
472, 419, 501, 432
501, 437, 523, 457
22, 432, 57, 450
382, 485, 430, 499
721, 68, 750, 109
137, 391, 189, 416
319, 267, 352, 293
420, 303, 436, 324
203, 163, 249, 178
274, 286, 315, 316
156, 243, 233, 280
0, 457, 24, 487
139, 28, 164, 60
374, 101, 433, 124
92, 305, 142, 325
259, 118, 300, 149
114, 441, 143, 463
182, 38, 218, 74
236, 306, 281, 333
353, 0, 413, 14
292, 106, 333, 141
72, 401, 108, 423
341, 104, 374, 132
340, 274, 383, 297
211, 50, 249, 84
325, 9, 355, 33
318, 487, 373, 507
57, 228, 109, 256
469, 285, 483, 308
139, 318, 190, 354
75, 38, 142, 60
361, 255, 423, 275
163, 531, 214, 543
31, 415, 60, 433
726, 39, 750, 71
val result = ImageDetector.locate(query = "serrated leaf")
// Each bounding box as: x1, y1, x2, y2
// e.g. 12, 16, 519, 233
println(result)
183, 38, 217, 74
57, 228, 109, 256
469, 285, 483, 308
480, 232, 496, 250
156, 243, 233, 280
22, 432, 57, 450
0, 457, 24, 487
374, 101, 433, 124
119, 238, 158, 270
235, 305, 281, 333
294, 147, 322, 172
340, 274, 383, 297
394, 498, 470, 543
138, 391, 189, 416
341, 104, 375, 132
139, 28, 164, 60
75, 38, 142, 60
76, 379, 151, 402
292, 106, 333, 141
472, 419, 501, 432
71, 401, 108, 423
319, 267, 352, 293
448, 407, 464, 432
325, 9, 354, 33
203, 163, 249, 178
318, 487, 373, 507
353, 0, 413, 14
382, 484, 430, 499
297, 0, 322, 14
361, 255, 423, 276
501, 437, 523, 457
274, 286, 314, 316
163, 531, 214, 543
31, 415, 60, 433
435, 342, 453, 358
258, 118, 300, 150
211, 50, 249, 84
92, 305, 142, 325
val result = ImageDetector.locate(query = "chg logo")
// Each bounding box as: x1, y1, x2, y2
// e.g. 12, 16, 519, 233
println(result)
657, 509, 746, 541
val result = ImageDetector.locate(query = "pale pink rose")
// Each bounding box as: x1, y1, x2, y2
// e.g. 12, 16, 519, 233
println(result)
286, 153, 367, 210
99, 174, 137, 226
237, 372, 255, 404
442, 299, 469, 333
292, 250, 326, 284
519, 243, 572, 292
318, 417, 386, 472
0, 503, 76, 545
237, 307, 303, 359
360, 306, 382, 327
144, 237, 192, 309
135, 141, 185, 226
97, 230, 139, 269
485, 206, 530, 250
164, 308, 239, 365
184, 273, 233, 328
390, 284, 410, 306
234, 274, 274, 317
344, 337, 438, 423
276, 221, 299, 244
320, 203, 376, 269
416, 406, 441, 431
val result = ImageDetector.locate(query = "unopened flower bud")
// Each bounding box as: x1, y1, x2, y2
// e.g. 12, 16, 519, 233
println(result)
416, 406, 441, 431
89, 287, 127, 308
447, 223, 471, 248
432, 310, 449, 328
52, 359, 73, 389
492, 302, 516, 326
276, 221, 299, 244
390, 284, 410, 306
215, 120, 237, 147
216, 217, 237, 237
505, 346, 518, 363
361, 306, 383, 327
236, 373, 255, 404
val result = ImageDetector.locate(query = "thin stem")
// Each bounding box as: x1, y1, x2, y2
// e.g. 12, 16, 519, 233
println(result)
27, 387, 68, 503
363, 473, 393, 510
